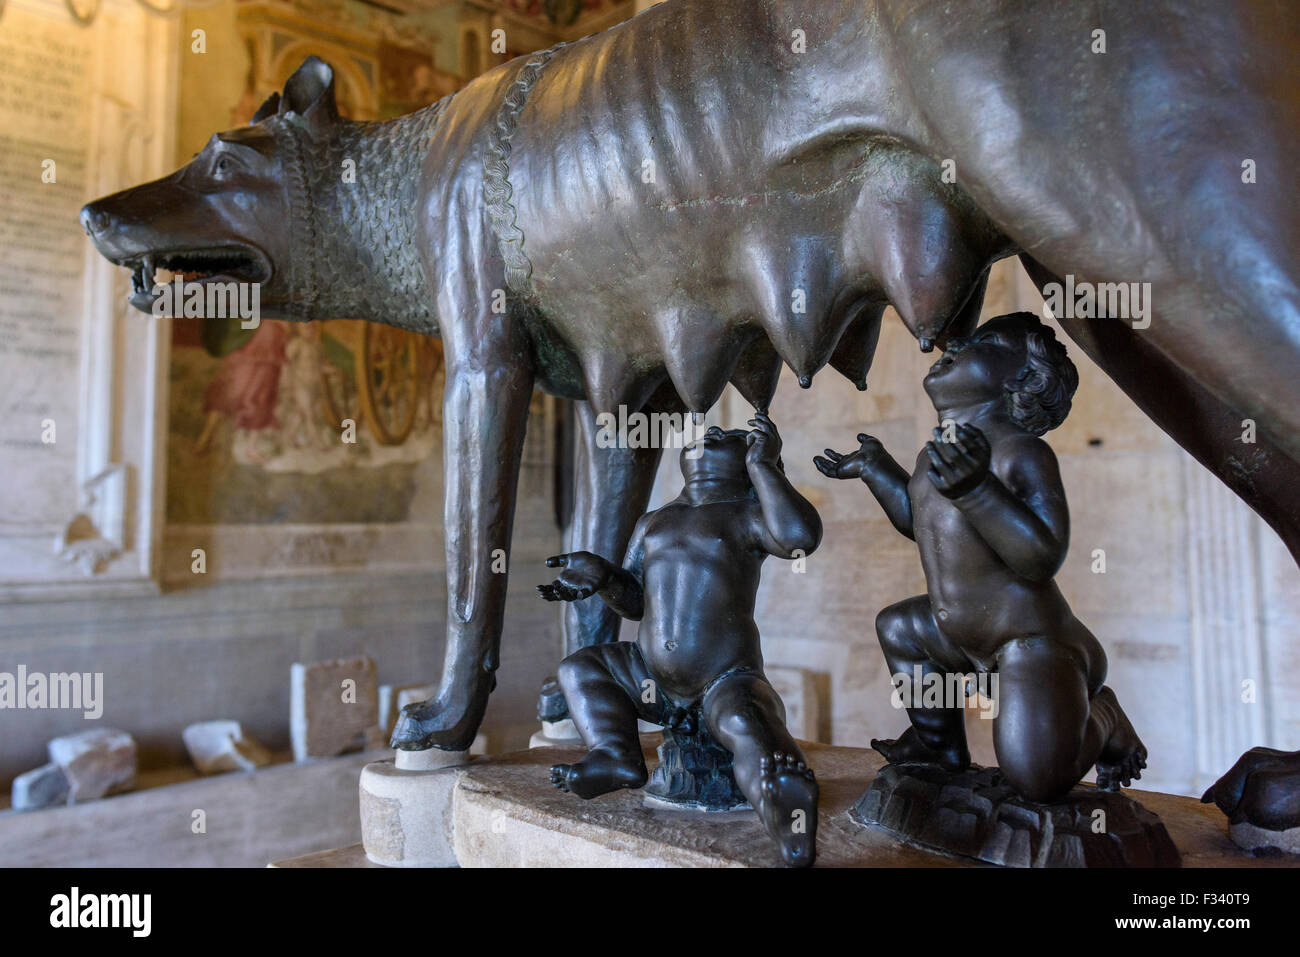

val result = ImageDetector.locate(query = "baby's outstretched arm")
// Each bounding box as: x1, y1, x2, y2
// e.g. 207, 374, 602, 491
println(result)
927, 424, 1068, 581
537, 518, 647, 619
746, 412, 822, 557
814, 434, 914, 539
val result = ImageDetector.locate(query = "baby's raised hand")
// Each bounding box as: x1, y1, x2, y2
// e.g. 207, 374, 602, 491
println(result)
814, 433, 886, 480
746, 411, 783, 471
925, 423, 991, 499
537, 552, 613, 602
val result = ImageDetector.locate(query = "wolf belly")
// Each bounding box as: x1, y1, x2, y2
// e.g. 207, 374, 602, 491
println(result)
503, 0, 1012, 418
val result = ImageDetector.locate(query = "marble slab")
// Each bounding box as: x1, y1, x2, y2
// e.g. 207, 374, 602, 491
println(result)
306, 739, 1300, 868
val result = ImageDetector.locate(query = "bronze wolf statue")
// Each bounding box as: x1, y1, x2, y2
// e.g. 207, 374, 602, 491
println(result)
82, 0, 1300, 753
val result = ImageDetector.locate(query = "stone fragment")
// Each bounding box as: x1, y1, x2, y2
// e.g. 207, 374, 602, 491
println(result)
47, 728, 137, 802
378, 685, 396, 735
11, 762, 70, 811
182, 720, 273, 774
290, 656, 380, 761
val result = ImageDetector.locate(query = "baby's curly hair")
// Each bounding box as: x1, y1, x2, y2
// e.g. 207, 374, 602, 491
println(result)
985, 312, 1079, 435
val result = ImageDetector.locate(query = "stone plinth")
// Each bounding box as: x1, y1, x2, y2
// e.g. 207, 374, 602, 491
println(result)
528, 718, 582, 749
338, 739, 1300, 868
1229, 821, 1300, 856
854, 764, 1181, 867
359, 757, 467, 867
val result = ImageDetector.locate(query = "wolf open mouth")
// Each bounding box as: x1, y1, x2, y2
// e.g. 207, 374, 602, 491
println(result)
121, 246, 271, 309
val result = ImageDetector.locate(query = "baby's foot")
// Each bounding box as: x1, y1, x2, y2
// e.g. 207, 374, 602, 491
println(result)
1094, 686, 1147, 791
549, 748, 647, 800
871, 726, 970, 772
756, 752, 819, 867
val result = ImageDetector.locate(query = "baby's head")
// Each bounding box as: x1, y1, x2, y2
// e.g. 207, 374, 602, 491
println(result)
681, 426, 749, 480
923, 312, 1078, 435
680, 424, 783, 489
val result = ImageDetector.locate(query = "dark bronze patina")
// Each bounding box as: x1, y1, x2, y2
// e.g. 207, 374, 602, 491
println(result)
818, 314, 1146, 803
81, 1, 1300, 759
1203, 747, 1300, 839
539, 413, 822, 866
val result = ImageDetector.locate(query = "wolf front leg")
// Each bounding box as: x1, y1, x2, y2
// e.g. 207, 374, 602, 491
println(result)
539, 401, 662, 721
391, 342, 536, 752
563, 401, 664, 655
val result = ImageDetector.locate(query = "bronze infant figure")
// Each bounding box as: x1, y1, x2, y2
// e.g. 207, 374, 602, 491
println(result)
817, 313, 1146, 802
538, 412, 822, 866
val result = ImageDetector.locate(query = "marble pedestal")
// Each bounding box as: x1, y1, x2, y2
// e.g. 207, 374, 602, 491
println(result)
358, 748, 470, 867
343, 738, 1300, 868
1229, 821, 1300, 855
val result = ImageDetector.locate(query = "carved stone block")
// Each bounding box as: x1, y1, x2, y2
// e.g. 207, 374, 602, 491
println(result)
183, 720, 273, 774
11, 762, 70, 811
47, 728, 137, 802
290, 656, 382, 761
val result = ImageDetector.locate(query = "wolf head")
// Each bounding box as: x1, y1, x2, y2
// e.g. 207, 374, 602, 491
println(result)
80, 57, 343, 320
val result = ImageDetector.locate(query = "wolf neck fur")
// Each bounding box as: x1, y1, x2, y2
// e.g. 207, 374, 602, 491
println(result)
270, 97, 450, 332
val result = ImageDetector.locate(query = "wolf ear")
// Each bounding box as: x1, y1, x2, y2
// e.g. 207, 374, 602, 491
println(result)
251, 92, 280, 123
280, 56, 339, 129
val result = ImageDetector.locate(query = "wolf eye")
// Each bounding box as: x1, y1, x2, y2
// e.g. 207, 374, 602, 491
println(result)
211, 154, 240, 179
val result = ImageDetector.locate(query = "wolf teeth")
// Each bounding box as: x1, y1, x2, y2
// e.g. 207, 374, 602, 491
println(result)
131, 263, 150, 295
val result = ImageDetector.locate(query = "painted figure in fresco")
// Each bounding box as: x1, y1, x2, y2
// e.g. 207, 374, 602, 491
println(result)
194, 320, 287, 460
816, 313, 1146, 802
539, 412, 822, 865
280, 322, 332, 450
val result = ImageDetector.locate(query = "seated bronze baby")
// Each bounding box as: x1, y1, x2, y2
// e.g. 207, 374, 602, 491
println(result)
539, 412, 822, 866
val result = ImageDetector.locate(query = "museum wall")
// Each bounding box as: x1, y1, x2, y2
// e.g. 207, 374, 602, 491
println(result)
0, 0, 574, 793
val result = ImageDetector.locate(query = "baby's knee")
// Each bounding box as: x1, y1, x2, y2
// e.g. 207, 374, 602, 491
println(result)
998, 635, 1088, 682
556, 647, 607, 690
707, 680, 786, 741
875, 603, 916, 655
996, 750, 1077, 804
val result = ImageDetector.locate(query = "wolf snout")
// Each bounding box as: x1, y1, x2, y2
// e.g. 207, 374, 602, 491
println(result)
80, 203, 111, 238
